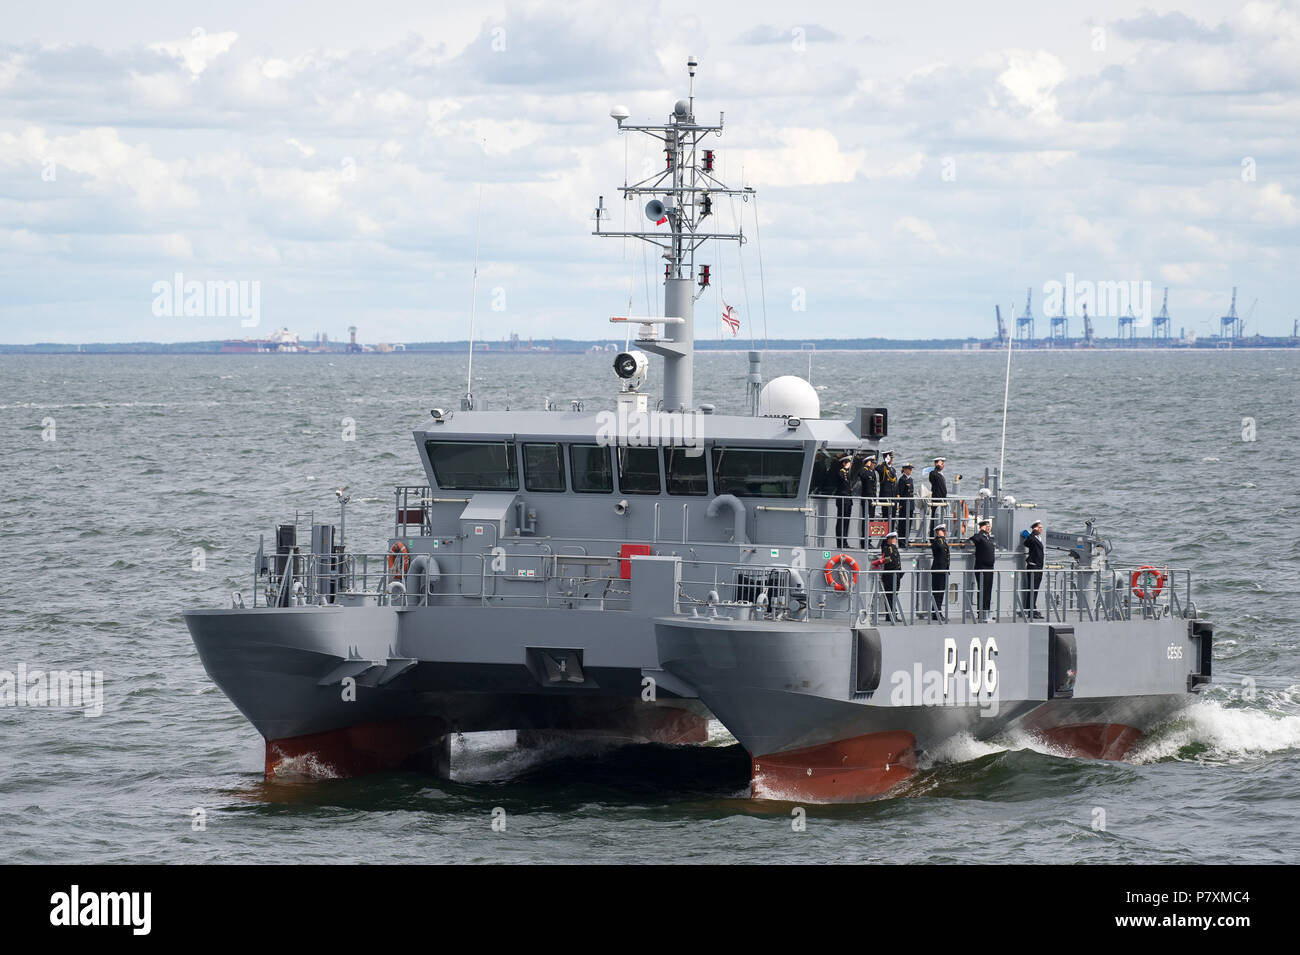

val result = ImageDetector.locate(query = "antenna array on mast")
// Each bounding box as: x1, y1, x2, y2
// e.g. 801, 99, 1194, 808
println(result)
593, 58, 751, 412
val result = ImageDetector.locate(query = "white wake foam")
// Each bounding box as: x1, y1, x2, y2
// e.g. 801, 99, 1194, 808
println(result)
706, 720, 737, 746
449, 730, 623, 783
918, 728, 1078, 769
1129, 695, 1300, 764
267, 753, 341, 781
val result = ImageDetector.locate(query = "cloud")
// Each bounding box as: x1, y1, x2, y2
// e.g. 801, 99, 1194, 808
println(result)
448, 4, 667, 90
731, 127, 866, 186
737, 24, 843, 45
149, 29, 239, 76
0, 126, 199, 216
996, 51, 1067, 122
1112, 9, 1232, 44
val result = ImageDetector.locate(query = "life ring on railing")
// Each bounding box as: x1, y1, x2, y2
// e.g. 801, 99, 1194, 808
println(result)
1131, 565, 1166, 600
387, 540, 410, 580
823, 553, 860, 591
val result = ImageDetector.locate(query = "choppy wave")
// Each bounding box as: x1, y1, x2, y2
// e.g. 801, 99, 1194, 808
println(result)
1129, 694, 1300, 764
913, 693, 1300, 772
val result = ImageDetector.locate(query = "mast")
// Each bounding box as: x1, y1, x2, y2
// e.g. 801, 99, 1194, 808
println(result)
593, 57, 749, 412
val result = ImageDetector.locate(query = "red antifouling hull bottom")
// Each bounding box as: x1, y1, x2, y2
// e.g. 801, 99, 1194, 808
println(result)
265, 717, 449, 779
1037, 723, 1142, 761
751, 731, 917, 802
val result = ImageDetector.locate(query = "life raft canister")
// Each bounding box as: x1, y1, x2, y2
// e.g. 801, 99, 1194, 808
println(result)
1130, 565, 1166, 600
824, 553, 860, 591
387, 540, 410, 580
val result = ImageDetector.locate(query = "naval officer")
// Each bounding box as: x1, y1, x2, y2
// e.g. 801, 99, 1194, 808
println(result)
877, 451, 897, 532
855, 453, 877, 548
926, 457, 948, 538
969, 518, 996, 621
896, 463, 915, 543
929, 524, 950, 620
1021, 519, 1045, 619
833, 454, 854, 549
878, 530, 902, 622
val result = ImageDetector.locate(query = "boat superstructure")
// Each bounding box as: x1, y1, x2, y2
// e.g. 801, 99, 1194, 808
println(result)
185, 61, 1212, 801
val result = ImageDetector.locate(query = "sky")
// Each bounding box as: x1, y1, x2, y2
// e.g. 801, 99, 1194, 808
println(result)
1, 0, 1297, 344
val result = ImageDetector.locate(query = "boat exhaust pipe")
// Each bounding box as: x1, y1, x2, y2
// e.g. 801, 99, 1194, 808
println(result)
707, 493, 748, 544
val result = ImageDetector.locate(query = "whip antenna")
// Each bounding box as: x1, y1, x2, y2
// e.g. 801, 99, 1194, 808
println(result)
1000, 193, 1028, 491
998, 311, 1013, 486
752, 191, 769, 351
464, 140, 486, 411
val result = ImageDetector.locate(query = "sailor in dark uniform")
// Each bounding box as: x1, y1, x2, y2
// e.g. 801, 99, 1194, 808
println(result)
929, 524, 950, 620
896, 462, 915, 543
878, 530, 902, 622
1021, 519, 1045, 618
877, 451, 897, 532
969, 518, 996, 621
833, 454, 854, 549
926, 456, 948, 538
855, 454, 877, 549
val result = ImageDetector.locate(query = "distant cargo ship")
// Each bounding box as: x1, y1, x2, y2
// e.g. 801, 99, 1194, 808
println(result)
221, 327, 304, 354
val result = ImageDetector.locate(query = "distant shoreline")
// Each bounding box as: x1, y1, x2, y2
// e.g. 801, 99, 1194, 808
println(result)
3, 338, 1297, 355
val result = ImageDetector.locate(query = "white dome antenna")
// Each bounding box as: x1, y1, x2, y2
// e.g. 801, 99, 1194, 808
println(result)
757, 376, 820, 419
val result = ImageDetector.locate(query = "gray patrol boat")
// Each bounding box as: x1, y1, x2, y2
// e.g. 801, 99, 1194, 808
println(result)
186, 60, 1212, 801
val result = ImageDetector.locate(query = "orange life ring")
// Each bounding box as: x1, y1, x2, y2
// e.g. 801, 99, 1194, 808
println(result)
824, 553, 860, 591
1131, 565, 1166, 600
387, 540, 410, 579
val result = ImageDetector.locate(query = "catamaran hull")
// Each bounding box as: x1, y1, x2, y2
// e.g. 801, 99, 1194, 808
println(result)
185, 605, 709, 778
654, 615, 1209, 802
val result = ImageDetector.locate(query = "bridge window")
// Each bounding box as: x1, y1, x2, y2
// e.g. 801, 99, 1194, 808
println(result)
810, 448, 854, 494
618, 446, 661, 494
665, 446, 708, 495
523, 442, 566, 492
570, 444, 613, 493
425, 440, 519, 491
712, 447, 804, 498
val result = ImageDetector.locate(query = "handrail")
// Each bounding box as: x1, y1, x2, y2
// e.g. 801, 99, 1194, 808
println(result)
807, 491, 997, 550
250, 546, 1189, 626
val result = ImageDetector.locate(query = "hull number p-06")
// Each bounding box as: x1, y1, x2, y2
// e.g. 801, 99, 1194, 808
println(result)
944, 637, 999, 698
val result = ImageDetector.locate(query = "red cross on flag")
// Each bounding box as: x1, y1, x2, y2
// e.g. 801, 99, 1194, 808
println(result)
722, 302, 740, 335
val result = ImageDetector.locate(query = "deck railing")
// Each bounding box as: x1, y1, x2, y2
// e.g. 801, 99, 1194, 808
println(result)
806, 492, 1000, 550
246, 546, 1189, 626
